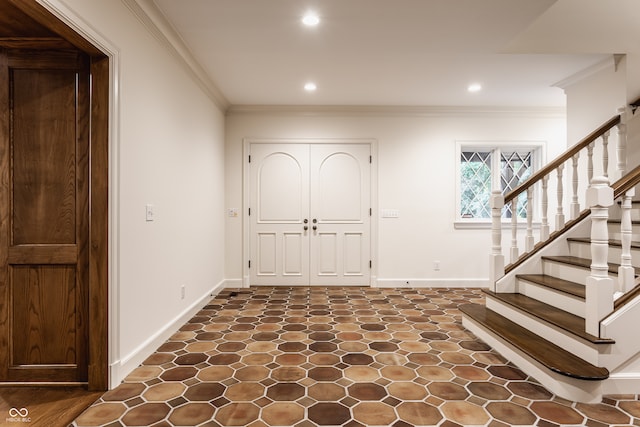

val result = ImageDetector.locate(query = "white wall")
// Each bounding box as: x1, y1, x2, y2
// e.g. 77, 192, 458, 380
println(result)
560, 55, 640, 193
225, 108, 566, 287
45, 0, 227, 386
562, 57, 626, 146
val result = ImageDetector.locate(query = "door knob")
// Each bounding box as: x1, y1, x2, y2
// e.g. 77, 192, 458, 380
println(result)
312, 219, 317, 223
312, 225, 317, 231
304, 219, 308, 223
304, 226, 308, 231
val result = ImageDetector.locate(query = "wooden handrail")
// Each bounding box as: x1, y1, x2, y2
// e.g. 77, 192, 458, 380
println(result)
504, 115, 621, 203
613, 163, 640, 198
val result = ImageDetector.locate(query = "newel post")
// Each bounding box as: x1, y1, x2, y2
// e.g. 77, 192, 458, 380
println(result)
490, 190, 505, 290
585, 176, 614, 337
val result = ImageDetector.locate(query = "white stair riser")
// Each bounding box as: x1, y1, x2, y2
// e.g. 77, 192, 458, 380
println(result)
515, 278, 584, 317
607, 223, 640, 242
542, 260, 593, 284
609, 206, 640, 222
568, 241, 640, 268
485, 297, 600, 365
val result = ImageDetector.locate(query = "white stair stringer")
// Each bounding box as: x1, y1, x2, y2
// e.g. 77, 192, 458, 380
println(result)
599, 293, 640, 395
462, 315, 604, 403
484, 296, 602, 365
515, 277, 584, 317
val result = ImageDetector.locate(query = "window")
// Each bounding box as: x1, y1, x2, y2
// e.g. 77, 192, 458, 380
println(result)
456, 142, 542, 227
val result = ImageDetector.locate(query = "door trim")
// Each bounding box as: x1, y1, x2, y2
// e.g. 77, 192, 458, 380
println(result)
243, 138, 378, 287
26, 0, 120, 390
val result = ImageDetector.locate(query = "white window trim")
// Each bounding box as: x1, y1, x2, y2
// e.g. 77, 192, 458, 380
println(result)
454, 140, 546, 229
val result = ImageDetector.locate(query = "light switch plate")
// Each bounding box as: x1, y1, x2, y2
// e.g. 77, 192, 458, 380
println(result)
145, 204, 155, 221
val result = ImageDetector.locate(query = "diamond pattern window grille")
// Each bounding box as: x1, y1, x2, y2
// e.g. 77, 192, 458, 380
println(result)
460, 150, 533, 219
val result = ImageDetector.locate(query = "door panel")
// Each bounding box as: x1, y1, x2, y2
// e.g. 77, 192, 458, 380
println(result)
257, 233, 277, 275
0, 51, 89, 382
282, 233, 303, 275
11, 265, 77, 365
258, 152, 304, 222
317, 232, 338, 275
344, 233, 365, 275
12, 69, 77, 245
250, 144, 310, 285
310, 144, 371, 285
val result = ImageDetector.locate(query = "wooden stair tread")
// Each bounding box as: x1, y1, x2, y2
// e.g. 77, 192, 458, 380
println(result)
516, 274, 585, 299
460, 303, 609, 381
484, 290, 614, 344
568, 237, 640, 250
542, 255, 640, 276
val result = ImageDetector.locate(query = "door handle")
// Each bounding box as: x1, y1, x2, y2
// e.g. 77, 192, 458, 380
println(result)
312, 218, 317, 223
312, 225, 317, 231
304, 225, 308, 231
304, 219, 308, 223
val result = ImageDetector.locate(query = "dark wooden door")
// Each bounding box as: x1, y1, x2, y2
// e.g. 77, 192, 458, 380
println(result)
0, 49, 90, 383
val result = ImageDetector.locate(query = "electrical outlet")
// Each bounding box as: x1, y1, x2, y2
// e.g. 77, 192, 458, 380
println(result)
181, 285, 185, 300
434, 261, 441, 271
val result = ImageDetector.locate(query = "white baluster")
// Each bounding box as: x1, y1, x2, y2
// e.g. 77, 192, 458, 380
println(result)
511, 199, 518, 263
585, 176, 614, 337
602, 131, 610, 178
588, 142, 595, 183
556, 164, 565, 230
617, 106, 628, 178
526, 187, 534, 252
490, 190, 505, 287
540, 175, 550, 241
618, 189, 635, 294
571, 153, 580, 219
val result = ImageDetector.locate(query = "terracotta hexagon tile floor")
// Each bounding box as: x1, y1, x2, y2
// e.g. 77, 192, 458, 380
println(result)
72, 287, 640, 426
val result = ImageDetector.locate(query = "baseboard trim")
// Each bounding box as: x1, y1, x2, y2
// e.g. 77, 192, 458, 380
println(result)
375, 278, 489, 288
223, 278, 244, 288
109, 279, 227, 388
602, 373, 640, 395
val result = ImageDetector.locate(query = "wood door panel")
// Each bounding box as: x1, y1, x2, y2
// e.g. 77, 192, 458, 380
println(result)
0, 50, 89, 383
12, 68, 77, 245
8, 244, 77, 264
11, 265, 77, 365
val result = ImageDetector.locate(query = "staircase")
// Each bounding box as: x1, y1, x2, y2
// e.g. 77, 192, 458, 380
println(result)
461, 108, 640, 403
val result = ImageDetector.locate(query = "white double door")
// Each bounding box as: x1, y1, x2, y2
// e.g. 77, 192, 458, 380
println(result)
249, 143, 371, 286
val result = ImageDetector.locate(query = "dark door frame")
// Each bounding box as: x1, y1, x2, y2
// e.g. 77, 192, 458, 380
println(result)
6, 0, 110, 391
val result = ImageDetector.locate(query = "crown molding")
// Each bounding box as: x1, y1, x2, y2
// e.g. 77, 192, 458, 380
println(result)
553, 55, 618, 90
123, 0, 229, 111
226, 104, 566, 118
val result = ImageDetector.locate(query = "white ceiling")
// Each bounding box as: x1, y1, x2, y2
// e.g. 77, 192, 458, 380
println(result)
151, 0, 640, 108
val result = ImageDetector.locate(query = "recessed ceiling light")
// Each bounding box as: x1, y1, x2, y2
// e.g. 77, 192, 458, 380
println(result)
302, 12, 320, 26
304, 82, 317, 92
468, 83, 482, 93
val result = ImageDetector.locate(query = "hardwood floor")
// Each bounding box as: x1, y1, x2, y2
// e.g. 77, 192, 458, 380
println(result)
0, 387, 101, 427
